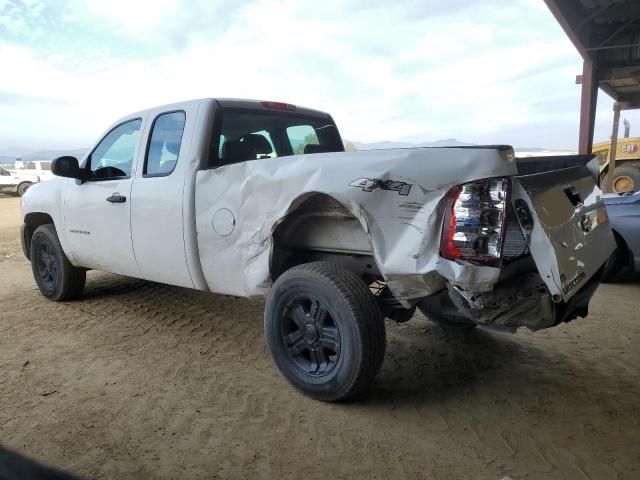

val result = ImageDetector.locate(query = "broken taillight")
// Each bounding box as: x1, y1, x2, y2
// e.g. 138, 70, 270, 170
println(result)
440, 178, 510, 266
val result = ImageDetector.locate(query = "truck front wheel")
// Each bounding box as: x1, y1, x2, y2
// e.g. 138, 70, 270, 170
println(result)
17, 182, 33, 196
265, 262, 386, 402
30, 224, 86, 301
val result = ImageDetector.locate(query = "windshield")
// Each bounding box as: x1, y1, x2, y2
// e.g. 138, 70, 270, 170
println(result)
209, 108, 343, 168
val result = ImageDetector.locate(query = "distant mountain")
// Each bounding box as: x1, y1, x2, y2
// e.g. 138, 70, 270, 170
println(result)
514, 147, 545, 152
20, 148, 88, 161
0, 148, 88, 164
347, 139, 565, 154
0, 147, 33, 157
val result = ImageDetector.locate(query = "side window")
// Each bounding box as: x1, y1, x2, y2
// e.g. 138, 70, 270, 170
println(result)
287, 125, 319, 154
0, 167, 10, 176
88, 119, 142, 180
145, 111, 186, 177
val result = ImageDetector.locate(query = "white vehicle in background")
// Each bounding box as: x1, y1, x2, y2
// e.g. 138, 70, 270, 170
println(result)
16, 160, 54, 182
0, 165, 37, 196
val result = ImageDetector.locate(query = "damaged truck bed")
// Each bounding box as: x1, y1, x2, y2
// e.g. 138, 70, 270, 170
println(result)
21, 98, 616, 401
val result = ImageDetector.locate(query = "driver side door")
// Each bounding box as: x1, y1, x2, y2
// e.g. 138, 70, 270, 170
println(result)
63, 117, 145, 277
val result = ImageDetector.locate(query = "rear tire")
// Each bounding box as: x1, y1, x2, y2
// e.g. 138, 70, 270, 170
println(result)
30, 224, 86, 301
265, 262, 386, 402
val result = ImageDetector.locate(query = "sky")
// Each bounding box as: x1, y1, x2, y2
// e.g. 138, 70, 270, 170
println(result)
0, 0, 638, 152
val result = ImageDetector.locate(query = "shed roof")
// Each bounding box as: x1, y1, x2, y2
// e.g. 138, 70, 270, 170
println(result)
545, 0, 640, 107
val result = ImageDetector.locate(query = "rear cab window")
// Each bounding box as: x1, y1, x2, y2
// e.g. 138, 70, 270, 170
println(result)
209, 105, 343, 167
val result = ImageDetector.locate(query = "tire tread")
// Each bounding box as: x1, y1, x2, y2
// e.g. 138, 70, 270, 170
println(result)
31, 224, 85, 301
267, 261, 386, 401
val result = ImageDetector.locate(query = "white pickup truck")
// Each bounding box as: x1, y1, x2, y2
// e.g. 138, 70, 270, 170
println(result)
21, 98, 615, 401
0, 165, 37, 196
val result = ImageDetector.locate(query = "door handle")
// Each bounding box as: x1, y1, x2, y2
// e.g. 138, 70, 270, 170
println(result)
106, 194, 127, 203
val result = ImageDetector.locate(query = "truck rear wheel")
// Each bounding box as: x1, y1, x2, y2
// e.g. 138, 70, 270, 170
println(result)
265, 262, 386, 402
30, 224, 86, 301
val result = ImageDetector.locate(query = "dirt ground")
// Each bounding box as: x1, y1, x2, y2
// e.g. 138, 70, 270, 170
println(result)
1, 194, 639, 480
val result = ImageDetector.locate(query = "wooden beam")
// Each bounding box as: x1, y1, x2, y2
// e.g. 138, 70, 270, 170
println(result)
620, 101, 640, 111
579, 59, 599, 155
605, 103, 621, 193
543, 0, 592, 60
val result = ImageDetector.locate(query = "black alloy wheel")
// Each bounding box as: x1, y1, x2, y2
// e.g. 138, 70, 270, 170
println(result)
281, 294, 341, 377
30, 224, 86, 301
35, 240, 59, 296
265, 262, 386, 402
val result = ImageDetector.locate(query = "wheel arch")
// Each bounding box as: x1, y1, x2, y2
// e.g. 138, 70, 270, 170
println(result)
22, 212, 55, 261
611, 228, 634, 269
269, 192, 381, 282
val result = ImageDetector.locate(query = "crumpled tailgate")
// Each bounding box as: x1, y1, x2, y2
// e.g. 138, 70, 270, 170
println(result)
511, 166, 615, 302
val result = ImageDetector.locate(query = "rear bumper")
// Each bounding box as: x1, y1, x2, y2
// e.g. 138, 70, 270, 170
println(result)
420, 268, 604, 331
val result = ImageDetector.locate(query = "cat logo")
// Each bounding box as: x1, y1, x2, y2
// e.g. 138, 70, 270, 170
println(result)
621, 144, 638, 154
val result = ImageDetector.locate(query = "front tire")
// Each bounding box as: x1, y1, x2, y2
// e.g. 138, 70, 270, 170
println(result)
265, 262, 386, 402
17, 182, 33, 196
30, 224, 86, 301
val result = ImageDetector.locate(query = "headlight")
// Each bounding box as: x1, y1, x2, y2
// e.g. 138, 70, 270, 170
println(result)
440, 178, 510, 266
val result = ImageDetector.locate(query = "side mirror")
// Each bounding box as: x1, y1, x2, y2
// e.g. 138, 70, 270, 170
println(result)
51, 156, 89, 180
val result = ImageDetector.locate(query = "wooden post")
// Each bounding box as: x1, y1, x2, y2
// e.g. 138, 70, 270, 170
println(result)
605, 102, 621, 193
578, 60, 598, 155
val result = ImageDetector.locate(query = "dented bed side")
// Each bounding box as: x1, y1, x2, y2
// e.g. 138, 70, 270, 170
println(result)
193, 145, 614, 329
194, 146, 516, 300
196, 148, 517, 304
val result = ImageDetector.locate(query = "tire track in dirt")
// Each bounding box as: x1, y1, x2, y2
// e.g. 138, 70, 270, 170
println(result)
1, 194, 639, 479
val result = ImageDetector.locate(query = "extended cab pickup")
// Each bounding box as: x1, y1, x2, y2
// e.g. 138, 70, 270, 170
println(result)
21, 98, 616, 401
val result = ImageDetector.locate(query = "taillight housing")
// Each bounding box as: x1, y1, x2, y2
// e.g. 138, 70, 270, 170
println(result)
440, 178, 510, 266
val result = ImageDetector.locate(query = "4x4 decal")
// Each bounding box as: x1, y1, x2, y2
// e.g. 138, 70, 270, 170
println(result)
349, 178, 412, 196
